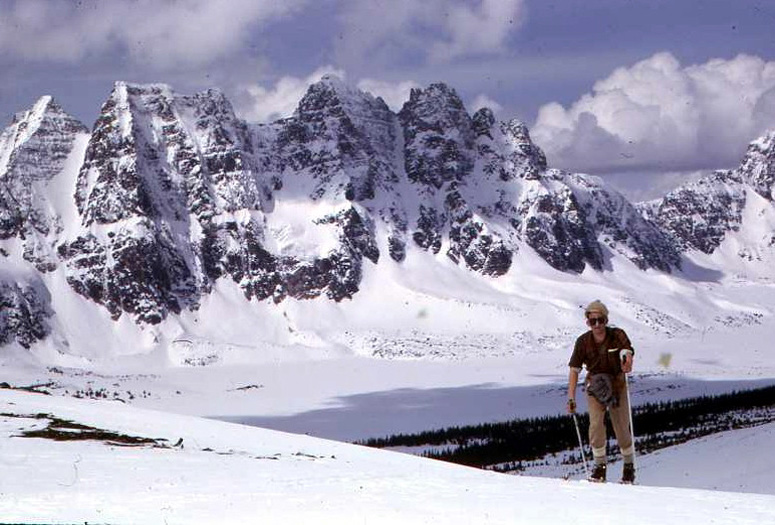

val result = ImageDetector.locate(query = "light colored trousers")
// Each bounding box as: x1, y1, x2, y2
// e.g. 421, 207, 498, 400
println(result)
586, 375, 634, 464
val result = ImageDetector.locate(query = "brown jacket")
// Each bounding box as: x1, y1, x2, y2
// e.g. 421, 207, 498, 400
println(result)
568, 326, 633, 376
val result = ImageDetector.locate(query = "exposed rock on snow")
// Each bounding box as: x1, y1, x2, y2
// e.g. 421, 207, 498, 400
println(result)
641, 131, 775, 258
640, 171, 747, 254
0, 274, 51, 349
740, 130, 775, 201
0, 96, 88, 271
0, 77, 774, 341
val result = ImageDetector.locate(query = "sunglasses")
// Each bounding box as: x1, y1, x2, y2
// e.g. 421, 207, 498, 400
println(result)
587, 317, 607, 326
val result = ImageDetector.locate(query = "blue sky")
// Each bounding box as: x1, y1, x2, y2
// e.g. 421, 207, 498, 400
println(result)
2, 0, 775, 199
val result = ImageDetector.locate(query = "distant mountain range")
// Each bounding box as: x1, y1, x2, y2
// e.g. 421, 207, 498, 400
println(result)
1, 76, 774, 351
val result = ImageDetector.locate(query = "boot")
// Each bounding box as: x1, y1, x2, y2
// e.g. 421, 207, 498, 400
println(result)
588, 463, 606, 482
621, 463, 635, 484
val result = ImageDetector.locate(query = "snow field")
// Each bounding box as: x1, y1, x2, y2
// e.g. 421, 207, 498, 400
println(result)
1, 388, 774, 524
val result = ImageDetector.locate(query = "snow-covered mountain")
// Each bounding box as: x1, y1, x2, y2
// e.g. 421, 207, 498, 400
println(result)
0, 96, 88, 348
1, 76, 774, 356
640, 130, 775, 273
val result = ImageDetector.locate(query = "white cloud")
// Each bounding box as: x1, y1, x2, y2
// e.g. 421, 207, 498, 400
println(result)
429, 0, 526, 62
355, 79, 420, 111
336, 0, 525, 67
469, 94, 504, 115
532, 53, 775, 174
0, 0, 306, 67
238, 66, 347, 123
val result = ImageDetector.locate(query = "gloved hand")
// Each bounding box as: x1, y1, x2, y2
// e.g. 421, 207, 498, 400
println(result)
567, 398, 577, 414
620, 349, 634, 373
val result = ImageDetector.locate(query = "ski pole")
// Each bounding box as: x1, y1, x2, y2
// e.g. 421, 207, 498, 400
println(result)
624, 372, 636, 465
621, 350, 636, 467
571, 412, 589, 477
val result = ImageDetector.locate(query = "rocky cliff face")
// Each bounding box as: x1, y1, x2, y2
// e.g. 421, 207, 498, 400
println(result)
252, 77, 391, 300
641, 131, 775, 255
399, 85, 516, 275
0, 96, 89, 271
640, 171, 747, 254
1, 77, 773, 348
739, 131, 775, 201
0, 276, 51, 349
0, 97, 87, 348
62, 83, 222, 323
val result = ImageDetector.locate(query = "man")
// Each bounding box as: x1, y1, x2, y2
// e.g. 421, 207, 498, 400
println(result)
567, 300, 635, 483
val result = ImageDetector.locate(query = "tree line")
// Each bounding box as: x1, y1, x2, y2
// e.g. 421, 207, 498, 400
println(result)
358, 385, 775, 471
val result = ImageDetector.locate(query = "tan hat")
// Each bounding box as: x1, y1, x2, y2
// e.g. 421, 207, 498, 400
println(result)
584, 300, 609, 318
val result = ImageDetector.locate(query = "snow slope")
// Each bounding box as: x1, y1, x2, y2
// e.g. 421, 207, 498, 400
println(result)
1, 388, 774, 524
634, 422, 775, 494
3, 238, 774, 445
7, 238, 773, 442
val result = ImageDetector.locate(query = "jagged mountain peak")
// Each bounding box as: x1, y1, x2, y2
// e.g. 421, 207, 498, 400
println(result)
643, 128, 775, 257
10, 95, 63, 122
104, 82, 237, 132
643, 169, 747, 254
739, 128, 775, 201
471, 107, 496, 138
399, 82, 470, 130
9, 95, 53, 127
405, 82, 464, 106
500, 118, 533, 145
497, 118, 548, 179
311, 74, 357, 97
4, 78, 775, 353
113, 80, 173, 96
751, 129, 775, 148
106, 81, 236, 125
398, 83, 476, 191
0, 99, 82, 214
297, 75, 392, 120
272, 75, 399, 204
78, 80, 260, 222
0, 96, 87, 261
60, 80, 280, 323
1, 96, 88, 172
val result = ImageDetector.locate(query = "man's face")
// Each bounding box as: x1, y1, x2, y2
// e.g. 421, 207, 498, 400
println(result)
586, 313, 607, 333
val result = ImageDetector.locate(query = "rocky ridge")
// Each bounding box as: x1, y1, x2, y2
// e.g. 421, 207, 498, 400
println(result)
641, 131, 775, 255
0, 96, 89, 271
0, 77, 774, 349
